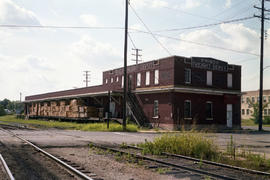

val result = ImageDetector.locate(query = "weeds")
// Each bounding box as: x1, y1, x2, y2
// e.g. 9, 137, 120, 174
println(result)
0, 115, 138, 132
138, 132, 219, 160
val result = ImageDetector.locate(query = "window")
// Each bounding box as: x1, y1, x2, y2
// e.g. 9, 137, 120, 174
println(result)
227, 73, 232, 88
137, 73, 141, 87
268, 109, 270, 115
206, 102, 213, 119
105, 79, 108, 84
252, 97, 255, 103
268, 96, 270, 103
185, 68, 191, 84
241, 97, 245, 103
116, 76, 119, 82
242, 109, 245, 115
121, 75, 124, 88
111, 77, 114, 83
184, 100, 191, 118
246, 97, 250, 103
146, 71, 150, 86
264, 109, 267, 115
153, 100, 159, 117
154, 69, 159, 85
264, 96, 267, 103
207, 71, 212, 86
257, 97, 260, 102
247, 109, 250, 115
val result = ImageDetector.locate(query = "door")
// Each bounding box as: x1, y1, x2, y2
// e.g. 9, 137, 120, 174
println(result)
227, 104, 233, 128
110, 102, 116, 117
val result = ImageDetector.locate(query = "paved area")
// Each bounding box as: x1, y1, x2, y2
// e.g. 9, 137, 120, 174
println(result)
1, 128, 269, 157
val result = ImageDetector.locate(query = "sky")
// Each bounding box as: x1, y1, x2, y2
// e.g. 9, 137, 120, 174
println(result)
0, 0, 269, 101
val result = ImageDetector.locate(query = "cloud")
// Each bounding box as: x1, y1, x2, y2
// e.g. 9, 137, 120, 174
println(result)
225, 0, 232, 8
175, 0, 201, 10
0, 0, 40, 25
80, 14, 99, 26
70, 35, 122, 68
131, 0, 168, 9
171, 23, 260, 58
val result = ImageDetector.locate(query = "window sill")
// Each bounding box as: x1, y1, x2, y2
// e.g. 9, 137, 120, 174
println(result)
206, 118, 213, 121
152, 116, 159, 119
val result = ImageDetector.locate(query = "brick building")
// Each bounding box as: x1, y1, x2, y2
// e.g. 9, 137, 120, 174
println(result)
241, 90, 270, 120
25, 55, 242, 129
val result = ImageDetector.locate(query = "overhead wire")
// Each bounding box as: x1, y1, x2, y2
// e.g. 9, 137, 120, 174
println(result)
129, 29, 259, 57
129, 3, 172, 56
153, 16, 255, 33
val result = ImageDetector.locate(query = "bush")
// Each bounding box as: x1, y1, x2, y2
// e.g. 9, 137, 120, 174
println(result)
138, 132, 219, 160
264, 116, 270, 125
0, 105, 6, 116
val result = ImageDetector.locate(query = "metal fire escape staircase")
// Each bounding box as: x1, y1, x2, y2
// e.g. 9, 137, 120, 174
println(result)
126, 92, 150, 127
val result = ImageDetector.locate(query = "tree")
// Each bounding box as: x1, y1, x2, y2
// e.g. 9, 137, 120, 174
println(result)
0, 98, 11, 109
0, 104, 6, 116
247, 99, 269, 124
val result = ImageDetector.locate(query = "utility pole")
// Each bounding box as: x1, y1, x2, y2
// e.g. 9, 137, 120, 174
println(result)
123, 0, 129, 131
83, 71, 91, 87
254, 0, 270, 131
132, 48, 142, 65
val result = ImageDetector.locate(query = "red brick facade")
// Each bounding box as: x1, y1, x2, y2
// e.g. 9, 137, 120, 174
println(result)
25, 55, 241, 129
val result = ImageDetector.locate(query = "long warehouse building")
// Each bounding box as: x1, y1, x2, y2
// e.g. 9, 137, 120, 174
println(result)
24, 55, 242, 129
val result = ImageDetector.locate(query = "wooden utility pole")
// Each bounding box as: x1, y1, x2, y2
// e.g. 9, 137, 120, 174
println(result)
254, 0, 270, 131
83, 71, 91, 87
132, 48, 142, 65
123, 0, 129, 131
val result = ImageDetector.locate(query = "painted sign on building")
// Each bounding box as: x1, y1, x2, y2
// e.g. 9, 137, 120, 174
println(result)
191, 57, 228, 72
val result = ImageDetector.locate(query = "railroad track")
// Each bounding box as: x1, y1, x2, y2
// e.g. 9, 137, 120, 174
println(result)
89, 142, 270, 180
0, 153, 15, 180
0, 126, 99, 180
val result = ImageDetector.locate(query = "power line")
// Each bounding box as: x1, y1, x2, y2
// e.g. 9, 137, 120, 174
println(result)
130, 29, 259, 56
154, 16, 255, 33
128, 33, 137, 49
0, 24, 123, 30
129, 3, 172, 56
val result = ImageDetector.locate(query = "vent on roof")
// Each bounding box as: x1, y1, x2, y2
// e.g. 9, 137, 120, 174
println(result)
109, 70, 113, 74
153, 60, 159, 65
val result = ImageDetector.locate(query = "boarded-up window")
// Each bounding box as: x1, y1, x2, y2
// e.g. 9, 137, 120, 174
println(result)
153, 100, 159, 117
185, 68, 191, 84
146, 71, 150, 86
137, 73, 141, 87
154, 69, 159, 85
207, 71, 212, 86
111, 77, 114, 83
206, 102, 213, 119
227, 73, 232, 88
184, 100, 191, 118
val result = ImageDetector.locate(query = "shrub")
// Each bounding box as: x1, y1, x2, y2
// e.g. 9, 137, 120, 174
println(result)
138, 132, 219, 160
0, 105, 6, 116
264, 116, 270, 125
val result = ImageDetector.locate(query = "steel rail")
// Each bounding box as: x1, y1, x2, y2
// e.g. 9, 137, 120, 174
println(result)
90, 142, 237, 180
127, 145, 270, 177
0, 154, 15, 180
0, 128, 93, 180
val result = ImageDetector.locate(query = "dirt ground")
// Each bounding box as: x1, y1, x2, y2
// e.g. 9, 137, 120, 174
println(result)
45, 147, 196, 180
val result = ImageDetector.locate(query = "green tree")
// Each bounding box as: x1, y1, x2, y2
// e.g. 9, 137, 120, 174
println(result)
0, 104, 6, 116
247, 99, 269, 124
0, 98, 11, 109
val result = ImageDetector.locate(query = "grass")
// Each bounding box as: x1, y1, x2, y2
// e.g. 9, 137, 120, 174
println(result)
242, 118, 270, 127
0, 115, 138, 132
138, 132, 219, 160
241, 119, 256, 126
138, 132, 270, 172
